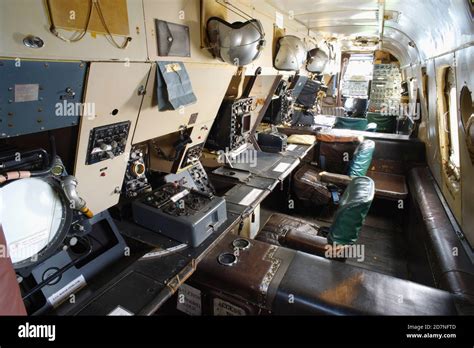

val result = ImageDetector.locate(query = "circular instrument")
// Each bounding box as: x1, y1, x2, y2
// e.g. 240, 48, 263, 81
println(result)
0, 177, 72, 271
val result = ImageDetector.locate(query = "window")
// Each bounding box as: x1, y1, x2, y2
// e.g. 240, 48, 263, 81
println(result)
460, 86, 474, 164
438, 67, 460, 192
447, 78, 461, 168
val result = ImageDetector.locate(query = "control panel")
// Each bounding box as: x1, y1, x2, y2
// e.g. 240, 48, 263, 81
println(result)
122, 146, 152, 198
166, 162, 214, 195
207, 97, 254, 152
132, 183, 227, 247
281, 90, 295, 124
369, 64, 402, 112
230, 97, 253, 150
181, 143, 204, 169
86, 121, 131, 165
141, 185, 209, 217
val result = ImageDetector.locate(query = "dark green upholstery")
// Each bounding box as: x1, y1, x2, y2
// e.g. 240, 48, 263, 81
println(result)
347, 140, 375, 177
365, 122, 377, 132
366, 112, 397, 133
328, 176, 375, 245
334, 116, 368, 131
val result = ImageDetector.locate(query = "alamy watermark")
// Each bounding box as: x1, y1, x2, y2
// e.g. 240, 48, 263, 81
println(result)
381, 101, 421, 120
55, 101, 96, 119
216, 147, 258, 168
325, 243, 365, 262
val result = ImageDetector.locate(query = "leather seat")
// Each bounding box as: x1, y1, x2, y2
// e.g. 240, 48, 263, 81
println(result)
258, 176, 375, 258
273, 251, 460, 315
294, 140, 375, 205
191, 234, 460, 315
0, 225, 27, 315
408, 167, 474, 305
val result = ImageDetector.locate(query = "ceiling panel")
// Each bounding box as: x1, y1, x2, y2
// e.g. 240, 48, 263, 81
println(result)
266, 0, 474, 63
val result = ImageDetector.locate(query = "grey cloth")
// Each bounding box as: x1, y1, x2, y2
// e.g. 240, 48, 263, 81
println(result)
156, 61, 197, 111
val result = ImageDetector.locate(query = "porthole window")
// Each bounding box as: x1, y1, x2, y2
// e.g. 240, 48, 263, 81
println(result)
460, 86, 474, 163
460, 86, 473, 128
437, 67, 460, 191
446, 71, 461, 169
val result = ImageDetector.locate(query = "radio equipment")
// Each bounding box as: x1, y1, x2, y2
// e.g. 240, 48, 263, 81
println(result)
122, 145, 151, 198
206, 97, 253, 151
132, 184, 227, 247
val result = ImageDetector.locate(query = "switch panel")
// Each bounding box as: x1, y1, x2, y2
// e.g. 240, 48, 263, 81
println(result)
86, 121, 131, 165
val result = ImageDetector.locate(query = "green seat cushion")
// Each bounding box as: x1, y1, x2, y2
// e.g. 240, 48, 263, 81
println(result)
366, 112, 397, 133
348, 140, 375, 177
328, 176, 375, 245
334, 116, 368, 131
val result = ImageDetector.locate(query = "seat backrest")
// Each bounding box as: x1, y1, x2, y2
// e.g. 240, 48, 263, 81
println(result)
334, 116, 368, 130
328, 176, 375, 245
347, 139, 375, 177
366, 112, 397, 133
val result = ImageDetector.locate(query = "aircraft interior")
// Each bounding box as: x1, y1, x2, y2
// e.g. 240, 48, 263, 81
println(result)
0, 0, 473, 323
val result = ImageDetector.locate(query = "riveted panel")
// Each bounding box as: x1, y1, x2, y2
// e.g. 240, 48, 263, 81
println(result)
0, 59, 87, 138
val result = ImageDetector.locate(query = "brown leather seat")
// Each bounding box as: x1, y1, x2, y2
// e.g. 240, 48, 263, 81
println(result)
255, 213, 330, 257
255, 213, 362, 261
191, 234, 460, 315
0, 225, 27, 315
408, 167, 474, 304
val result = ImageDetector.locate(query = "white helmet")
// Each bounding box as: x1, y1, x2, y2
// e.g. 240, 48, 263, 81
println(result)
306, 48, 328, 73
207, 18, 266, 66
274, 35, 307, 71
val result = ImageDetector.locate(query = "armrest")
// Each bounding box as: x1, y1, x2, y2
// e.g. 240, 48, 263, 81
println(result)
284, 230, 329, 257
284, 230, 348, 261
319, 171, 352, 186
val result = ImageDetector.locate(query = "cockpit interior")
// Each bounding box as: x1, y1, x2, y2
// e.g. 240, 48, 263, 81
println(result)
0, 0, 473, 327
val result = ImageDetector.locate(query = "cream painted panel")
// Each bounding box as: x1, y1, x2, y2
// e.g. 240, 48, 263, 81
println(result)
456, 46, 474, 246
132, 62, 236, 144
144, 0, 219, 63
142, 0, 311, 74
0, 0, 147, 61
74, 62, 151, 214
188, 119, 215, 145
